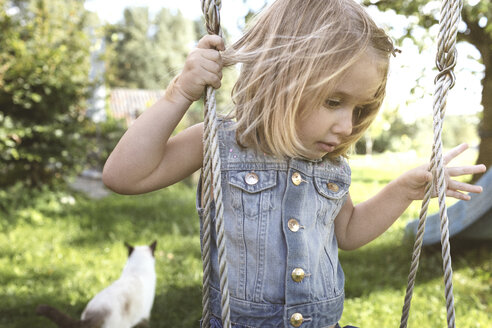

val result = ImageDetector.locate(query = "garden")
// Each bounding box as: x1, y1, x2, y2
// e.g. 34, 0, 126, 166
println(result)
1, 152, 490, 327
1, 1, 491, 327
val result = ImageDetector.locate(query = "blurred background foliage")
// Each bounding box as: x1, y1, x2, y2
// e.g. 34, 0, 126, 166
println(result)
0, 0, 91, 188
0, 0, 485, 198
0, 0, 237, 197
362, 0, 492, 177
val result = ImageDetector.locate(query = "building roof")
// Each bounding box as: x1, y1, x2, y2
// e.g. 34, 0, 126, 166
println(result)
109, 88, 165, 125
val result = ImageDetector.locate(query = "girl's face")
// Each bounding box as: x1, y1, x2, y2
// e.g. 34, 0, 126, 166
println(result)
297, 53, 385, 159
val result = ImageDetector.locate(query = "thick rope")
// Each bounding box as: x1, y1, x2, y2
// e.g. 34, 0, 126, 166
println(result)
400, 0, 462, 327
200, 1, 231, 327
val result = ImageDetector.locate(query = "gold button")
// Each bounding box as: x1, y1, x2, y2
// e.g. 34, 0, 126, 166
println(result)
288, 218, 300, 232
290, 313, 304, 327
291, 172, 302, 186
245, 172, 259, 185
327, 182, 339, 192
291, 268, 305, 282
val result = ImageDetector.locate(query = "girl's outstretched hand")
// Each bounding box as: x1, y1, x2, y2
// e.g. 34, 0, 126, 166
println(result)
397, 143, 486, 201
171, 35, 225, 103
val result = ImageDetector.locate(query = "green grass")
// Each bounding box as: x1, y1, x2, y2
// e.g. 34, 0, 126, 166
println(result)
1, 152, 490, 327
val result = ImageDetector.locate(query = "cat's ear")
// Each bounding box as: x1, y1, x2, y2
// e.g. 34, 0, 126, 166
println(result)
124, 242, 134, 257
149, 240, 157, 257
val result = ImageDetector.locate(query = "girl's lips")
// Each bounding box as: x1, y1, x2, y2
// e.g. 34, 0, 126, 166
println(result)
316, 142, 337, 153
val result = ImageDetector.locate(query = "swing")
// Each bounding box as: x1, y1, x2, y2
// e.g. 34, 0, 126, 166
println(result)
199, 0, 464, 327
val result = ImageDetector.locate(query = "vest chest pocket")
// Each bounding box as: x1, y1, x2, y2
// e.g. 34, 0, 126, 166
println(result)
228, 170, 277, 219
314, 176, 349, 225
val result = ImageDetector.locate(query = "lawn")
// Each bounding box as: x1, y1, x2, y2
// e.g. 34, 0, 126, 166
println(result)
0, 152, 490, 327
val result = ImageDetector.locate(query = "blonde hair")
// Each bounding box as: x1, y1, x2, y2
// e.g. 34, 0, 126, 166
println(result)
221, 0, 395, 159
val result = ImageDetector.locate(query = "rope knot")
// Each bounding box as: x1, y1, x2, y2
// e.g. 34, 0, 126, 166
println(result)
434, 48, 457, 89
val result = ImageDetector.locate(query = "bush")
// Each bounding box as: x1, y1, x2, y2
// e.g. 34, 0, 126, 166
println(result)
82, 116, 128, 171
0, 0, 92, 188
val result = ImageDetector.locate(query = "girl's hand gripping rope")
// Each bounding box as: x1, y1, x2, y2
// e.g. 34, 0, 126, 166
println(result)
169, 35, 225, 104
396, 143, 486, 201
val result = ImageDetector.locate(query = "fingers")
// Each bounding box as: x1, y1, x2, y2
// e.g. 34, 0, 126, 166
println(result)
443, 164, 485, 200
403, 145, 486, 202
200, 50, 223, 74
443, 143, 468, 165
176, 36, 224, 100
446, 164, 487, 177
197, 34, 225, 51
440, 144, 487, 201
192, 38, 224, 89
447, 179, 483, 194
198, 56, 223, 89
446, 189, 471, 201
199, 69, 222, 89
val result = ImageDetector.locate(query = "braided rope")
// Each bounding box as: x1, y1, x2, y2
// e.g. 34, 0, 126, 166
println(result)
200, 1, 231, 327
400, 0, 463, 327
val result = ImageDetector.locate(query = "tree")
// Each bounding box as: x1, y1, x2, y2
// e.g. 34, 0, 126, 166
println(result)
104, 7, 196, 90
105, 7, 156, 89
0, 0, 92, 188
153, 9, 196, 87
363, 0, 491, 179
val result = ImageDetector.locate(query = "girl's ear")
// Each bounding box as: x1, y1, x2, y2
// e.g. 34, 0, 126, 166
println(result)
149, 240, 157, 257
124, 242, 134, 257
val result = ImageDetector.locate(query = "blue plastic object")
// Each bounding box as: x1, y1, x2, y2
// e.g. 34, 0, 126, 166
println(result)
405, 169, 492, 245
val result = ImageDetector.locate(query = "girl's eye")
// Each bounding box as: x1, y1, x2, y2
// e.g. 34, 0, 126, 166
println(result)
324, 99, 341, 108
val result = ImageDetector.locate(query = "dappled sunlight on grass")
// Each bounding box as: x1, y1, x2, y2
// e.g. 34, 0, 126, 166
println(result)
0, 183, 205, 327
0, 151, 489, 327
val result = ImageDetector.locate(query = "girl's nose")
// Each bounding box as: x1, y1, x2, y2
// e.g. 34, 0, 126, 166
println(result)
332, 108, 353, 137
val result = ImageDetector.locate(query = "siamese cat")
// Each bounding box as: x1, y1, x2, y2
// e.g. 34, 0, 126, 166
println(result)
36, 241, 157, 328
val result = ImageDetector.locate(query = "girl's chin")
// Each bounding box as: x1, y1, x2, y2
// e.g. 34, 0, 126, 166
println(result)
302, 149, 327, 161
298, 143, 337, 160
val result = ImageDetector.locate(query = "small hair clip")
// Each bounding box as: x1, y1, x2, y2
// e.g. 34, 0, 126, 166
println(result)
392, 48, 402, 57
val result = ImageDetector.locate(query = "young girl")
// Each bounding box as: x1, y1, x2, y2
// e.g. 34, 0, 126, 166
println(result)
103, 0, 486, 327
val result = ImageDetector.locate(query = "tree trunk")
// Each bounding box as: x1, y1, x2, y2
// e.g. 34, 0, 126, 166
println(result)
474, 59, 492, 182
459, 11, 492, 183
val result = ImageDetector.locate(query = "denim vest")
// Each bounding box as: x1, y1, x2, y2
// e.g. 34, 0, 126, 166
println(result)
197, 120, 351, 328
